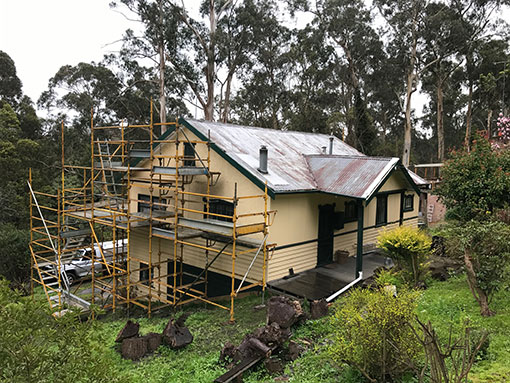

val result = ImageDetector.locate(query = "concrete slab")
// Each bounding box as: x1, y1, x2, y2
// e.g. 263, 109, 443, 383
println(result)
267, 253, 392, 300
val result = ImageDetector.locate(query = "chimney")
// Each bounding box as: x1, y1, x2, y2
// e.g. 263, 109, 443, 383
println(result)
258, 145, 268, 174
329, 136, 334, 155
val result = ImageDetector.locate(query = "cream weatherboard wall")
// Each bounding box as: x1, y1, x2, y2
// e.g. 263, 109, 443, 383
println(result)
127, 125, 419, 294
267, 172, 419, 281
128, 126, 268, 297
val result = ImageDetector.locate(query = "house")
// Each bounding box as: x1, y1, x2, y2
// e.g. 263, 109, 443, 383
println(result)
29, 116, 423, 320
128, 118, 421, 303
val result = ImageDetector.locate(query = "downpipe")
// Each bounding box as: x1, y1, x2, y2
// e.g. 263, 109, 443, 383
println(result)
325, 271, 363, 303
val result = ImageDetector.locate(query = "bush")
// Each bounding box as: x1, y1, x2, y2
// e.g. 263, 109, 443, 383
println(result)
0, 279, 121, 383
0, 224, 30, 290
436, 137, 510, 221
377, 226, 432, 287
440, 220, 510, 316
328, 288, 421, 382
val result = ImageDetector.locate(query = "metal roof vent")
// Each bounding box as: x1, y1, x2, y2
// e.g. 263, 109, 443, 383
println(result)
321, 146, 327, 154
258, 145, 268, 174
329, 136, 334, 155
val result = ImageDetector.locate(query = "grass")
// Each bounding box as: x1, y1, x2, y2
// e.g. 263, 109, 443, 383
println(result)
30, 274, 510, 382
417, 275, 510, 382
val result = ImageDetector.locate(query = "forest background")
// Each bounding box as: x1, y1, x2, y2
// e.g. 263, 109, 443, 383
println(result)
0, 0, 509, 287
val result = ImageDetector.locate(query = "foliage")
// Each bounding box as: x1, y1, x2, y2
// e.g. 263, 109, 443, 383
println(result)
377, 226, 432, 287
0, 224, 30, 290
436, 137, 510, 221
439, 220, 510, 316
328, 288, 421, 382
0, 279, 121, 383
374, 267, 403, 288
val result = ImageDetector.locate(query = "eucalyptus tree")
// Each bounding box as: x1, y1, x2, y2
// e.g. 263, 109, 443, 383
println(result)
421, 2, 466, 161
283, 25, 339, 134
230, 0, 292, 130
288, 0, 382, 153
374, 0, 428, 167
450, 0, 510, 148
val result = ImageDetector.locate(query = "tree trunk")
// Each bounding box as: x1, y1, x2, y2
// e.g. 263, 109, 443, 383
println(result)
465, 81, 473, 151
486, 109, 493, 138
157, 0, 167, 133
437, 79, 444, 162
205, 0, 216, 121
402, 12, 418, 168
158, 40, 167, 132
464, 251, 494, 317
222, 70, 234, 123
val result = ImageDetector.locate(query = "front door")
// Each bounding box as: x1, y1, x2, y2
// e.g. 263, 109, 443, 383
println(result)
317, 204, 335, 266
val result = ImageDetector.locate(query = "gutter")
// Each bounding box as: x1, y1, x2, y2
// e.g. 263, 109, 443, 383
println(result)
325, 271, 363, 303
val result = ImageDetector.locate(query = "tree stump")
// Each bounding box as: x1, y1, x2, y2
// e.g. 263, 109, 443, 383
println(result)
310, 299, 328, 319
267, 296, 304, 328
162, 319, 193, 349
115, 320, 140, 343
121, 337, 148, 361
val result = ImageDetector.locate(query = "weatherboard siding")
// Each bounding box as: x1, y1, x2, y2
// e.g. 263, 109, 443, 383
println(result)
129, 227, 263, 298
266, 173, 420, 282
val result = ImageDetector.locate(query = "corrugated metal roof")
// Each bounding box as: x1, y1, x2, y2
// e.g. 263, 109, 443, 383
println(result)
408, 169, 430, 187
306, 155, 399, 199
181, 119, 421, 199
185, 119, 362, 193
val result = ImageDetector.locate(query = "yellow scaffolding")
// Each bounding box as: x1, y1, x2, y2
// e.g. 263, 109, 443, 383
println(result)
29, 104, 275, 321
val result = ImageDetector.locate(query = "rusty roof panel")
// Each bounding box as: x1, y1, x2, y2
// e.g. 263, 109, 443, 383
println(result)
185, 119, 362, 193
306, 155, 399, 199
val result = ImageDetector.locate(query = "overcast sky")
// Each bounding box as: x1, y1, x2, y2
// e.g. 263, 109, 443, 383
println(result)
1, 1, 508, 120
1, 0, 134, 104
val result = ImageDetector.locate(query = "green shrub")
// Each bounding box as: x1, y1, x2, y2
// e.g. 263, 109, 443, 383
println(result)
0, 279, 121, 383
377, 226, 432, 287
328, 288, 421, 382
441, 220, 510, 316
435, 137, 510, 221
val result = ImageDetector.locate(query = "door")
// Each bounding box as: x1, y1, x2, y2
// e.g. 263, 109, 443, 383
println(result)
317, 204, 335, 266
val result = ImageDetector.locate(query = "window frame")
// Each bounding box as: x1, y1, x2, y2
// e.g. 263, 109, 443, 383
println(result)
137, 194, 166, 214
139, 263, 154, 287
376, 194, 388, 226
344, 200, 358, 223
403, 194, 414, 212
205, 198, 234, 222
183, 142, 196, 167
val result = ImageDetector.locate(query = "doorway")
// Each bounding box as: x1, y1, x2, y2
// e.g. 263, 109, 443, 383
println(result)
317, 204, 335, 266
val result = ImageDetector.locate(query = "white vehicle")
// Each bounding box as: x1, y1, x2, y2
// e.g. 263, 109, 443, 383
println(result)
61, 239, 128, 285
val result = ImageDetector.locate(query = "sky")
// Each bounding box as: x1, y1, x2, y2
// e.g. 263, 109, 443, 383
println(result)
0, 0, 134, 104
1, 0, 508, 119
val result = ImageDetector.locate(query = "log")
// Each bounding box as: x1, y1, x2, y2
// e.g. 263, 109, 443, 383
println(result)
121, 337, 148, 361
248, 338, 271, 357
144, 332, 162, 353
162, 319, 193, 349
267, 296, 304, 329
115, 320, 140, 343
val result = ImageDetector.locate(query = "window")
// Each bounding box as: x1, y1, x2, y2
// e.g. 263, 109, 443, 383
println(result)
139, 264, 154, 286
137, 194, 166, 214
376, 194, 388, 226
205, 198, 234, 222
183, 142, 196, 166
344, 200, 358, 222
403, 194, 414, 212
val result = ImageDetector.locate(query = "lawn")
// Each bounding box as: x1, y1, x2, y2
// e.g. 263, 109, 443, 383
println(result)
69, 275, 510, 382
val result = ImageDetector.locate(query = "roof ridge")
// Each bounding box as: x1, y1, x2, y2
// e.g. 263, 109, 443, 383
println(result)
306, 154, 398, 161
185, 118, 349, 140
